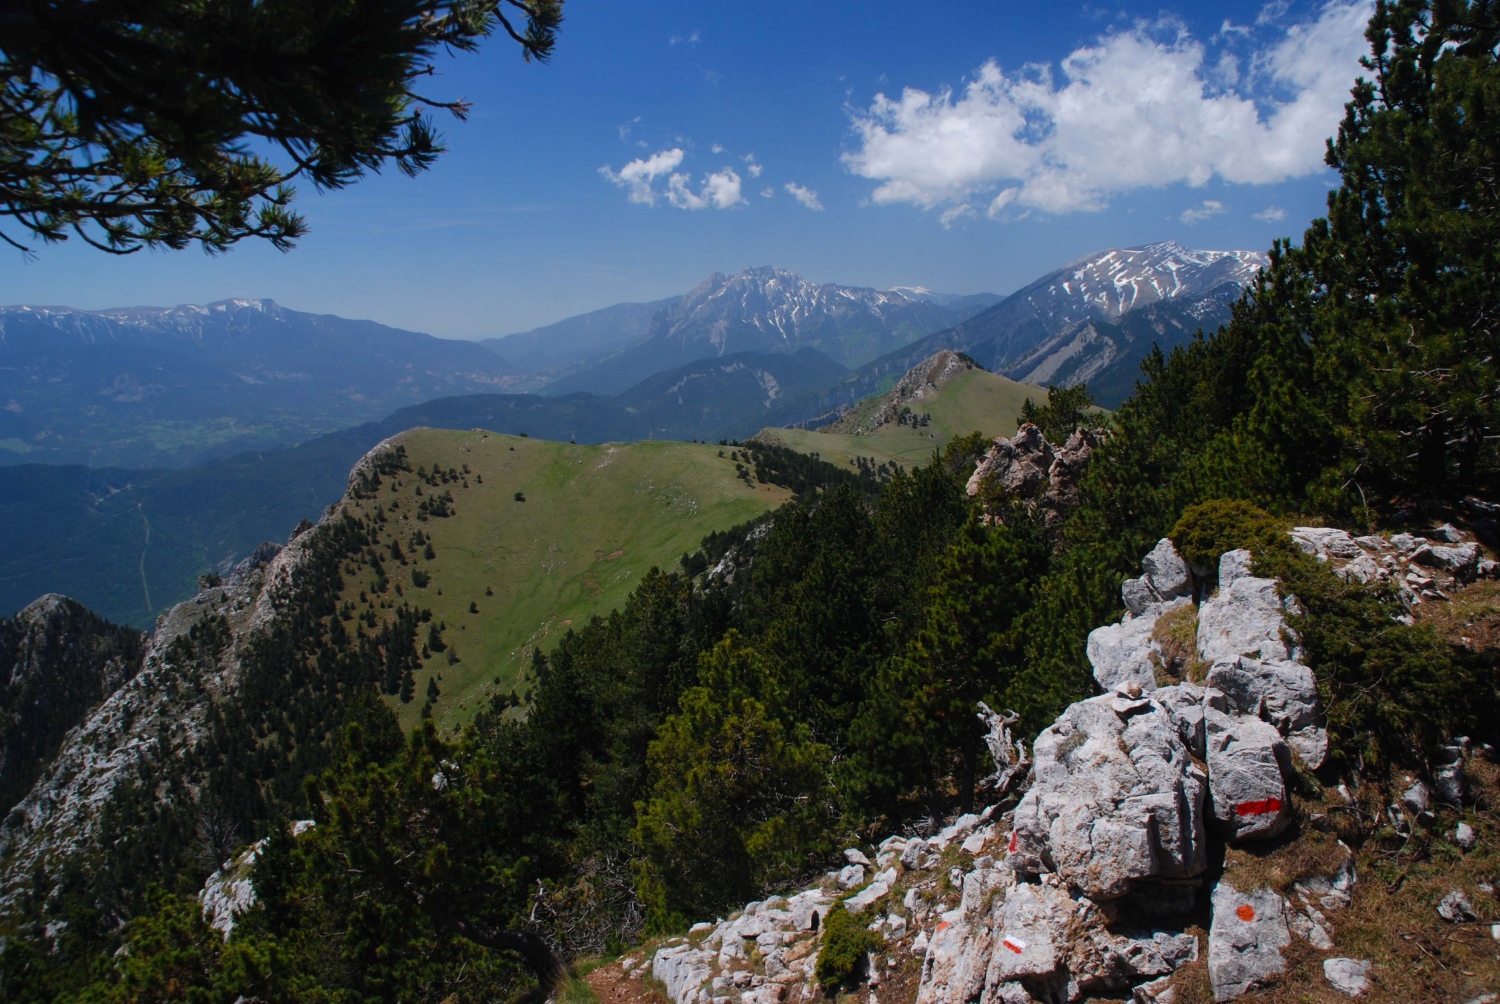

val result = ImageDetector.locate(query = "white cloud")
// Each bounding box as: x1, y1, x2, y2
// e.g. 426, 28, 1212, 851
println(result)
843, 1, 1371, 219
1254, 205, 1289, 221
711, 144, 725, 154
743, 154, 764, 178
617, 116, 642, 142
599, 148, 685, 205
784, 183, 824, 211
760, 187, 775, 198
667, 168, 745, 210
670, 30, 701, 47
1180, 199, 1226, 224
602, 149, 745, 210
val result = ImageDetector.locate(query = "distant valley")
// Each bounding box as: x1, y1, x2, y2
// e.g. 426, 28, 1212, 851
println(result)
0, 242, 1264, 627
0, 299, 517, 468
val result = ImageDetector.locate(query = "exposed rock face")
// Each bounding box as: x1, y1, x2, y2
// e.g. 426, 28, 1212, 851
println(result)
1010, 693, 1207, 899
0, 519, 325, 911
650, 529, 1440, 1004
0, 595, 144, 814
826, 351, 977, 435
1197, 550, 1302, 664
1088, 538, 1195, 693
966, 424, 1098, 527
1203, 708, 1292, 841
199, 819, 314, 938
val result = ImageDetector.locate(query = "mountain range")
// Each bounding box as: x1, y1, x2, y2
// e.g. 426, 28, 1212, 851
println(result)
0, 241, 1265, 625
533, 267, 999, 396
0, 299, 517, 468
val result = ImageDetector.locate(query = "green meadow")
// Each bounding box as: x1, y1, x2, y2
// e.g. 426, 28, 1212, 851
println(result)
339, 428, 791, 730
755, 368, 1042, 470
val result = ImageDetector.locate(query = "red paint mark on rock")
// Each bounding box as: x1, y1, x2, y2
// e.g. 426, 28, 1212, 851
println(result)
936, 921, 950, 932
1008, 831, 1018, 853
1235, 797, 1283, 817
1002, 937, 1026, 954
1236, 904, 1256, 922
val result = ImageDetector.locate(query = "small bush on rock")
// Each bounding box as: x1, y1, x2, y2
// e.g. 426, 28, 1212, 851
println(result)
815, 902, 881, 992
1170, 499, 1295, 575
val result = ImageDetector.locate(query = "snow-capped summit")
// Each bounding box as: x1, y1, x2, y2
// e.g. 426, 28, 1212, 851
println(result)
1012, 240, 1268, 332
647, 266, 947, 358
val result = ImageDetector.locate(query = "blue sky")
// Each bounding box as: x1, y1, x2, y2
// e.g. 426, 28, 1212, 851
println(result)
6, 1, 1373, 339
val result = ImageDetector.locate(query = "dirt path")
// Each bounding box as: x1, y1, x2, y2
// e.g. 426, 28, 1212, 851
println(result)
586, 958, 666, 1004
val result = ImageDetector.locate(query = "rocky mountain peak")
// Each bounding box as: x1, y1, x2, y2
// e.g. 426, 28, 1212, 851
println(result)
1018, 241, 1269, 328
640, 267, 950, 364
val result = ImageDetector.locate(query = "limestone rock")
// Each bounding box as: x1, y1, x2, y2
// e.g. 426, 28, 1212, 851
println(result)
1204, 708, 1291, 841
1206, 657, 1326, 768
1141, 539, 1193, 600
1323, 958, 1372, 997
1414, 541, 1481, 578
1153, 683, 1207, 759
1087, 599, 1188, 693
655, 942, 715, 1004
844, 847, 872, 867
846, 868, 897, 913
1288, 527, 1365, 562
1438, 888, 1477, 923
1208, 882, 1291, 1001
1122, 577, 1162, 616
1456, 822, 1478, 851
1010, 694, 1207, 899
837, 863, 866, 888
1197, 558, 1300, 664
966, 424, 1097, 528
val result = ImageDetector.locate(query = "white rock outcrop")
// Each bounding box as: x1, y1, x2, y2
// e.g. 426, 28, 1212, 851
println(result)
1010, 693, 1207, 899
1197, 551, 1302, 664
1204, 708, 1292, 841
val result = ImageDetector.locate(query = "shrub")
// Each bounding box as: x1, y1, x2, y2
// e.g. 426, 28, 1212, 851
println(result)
815, 902, 882, 991
1170, 499, 1295, 575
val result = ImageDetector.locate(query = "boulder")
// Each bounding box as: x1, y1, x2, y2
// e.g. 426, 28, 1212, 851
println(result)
1141, 539, 1193, 599
1010, 694, 1207, 899
1205, 657, 1327, 768
1197, 555, 1301, 664
1207, 882, 1291, 1001
846, 868, 897, 913
1455, 822, 1478, 851
1288, 527, 1365, 562
836, 863, 865, 888
843, 847, 872, 866
1204, 708, 1291, 841
1335, 554, 1382, 585
1088, 600, 1188, 693
1414, 541, 1481, 578
1323, 958, 1372, 997
1123, 577, 1163, 616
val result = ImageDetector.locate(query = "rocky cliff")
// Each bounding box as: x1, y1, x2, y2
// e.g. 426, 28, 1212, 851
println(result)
640, 530, 1500, 1003
0, 595, 145, 815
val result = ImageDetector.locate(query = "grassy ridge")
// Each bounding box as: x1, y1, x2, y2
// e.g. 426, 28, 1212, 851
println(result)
338, 429, 791, 730
755, 368, 1039, 469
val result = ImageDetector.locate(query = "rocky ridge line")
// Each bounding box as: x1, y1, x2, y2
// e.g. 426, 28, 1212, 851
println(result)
645, 526, 1494, 1003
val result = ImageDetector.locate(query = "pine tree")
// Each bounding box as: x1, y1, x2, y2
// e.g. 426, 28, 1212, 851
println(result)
1, 0, 563, 253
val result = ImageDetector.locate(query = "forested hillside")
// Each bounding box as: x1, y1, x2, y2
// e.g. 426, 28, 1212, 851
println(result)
1, 2, 1496, 1002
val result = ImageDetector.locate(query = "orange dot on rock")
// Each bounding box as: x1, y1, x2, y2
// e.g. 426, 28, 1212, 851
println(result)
1236, 904, 1256, 922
